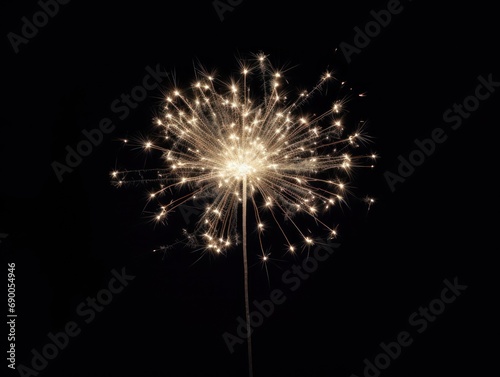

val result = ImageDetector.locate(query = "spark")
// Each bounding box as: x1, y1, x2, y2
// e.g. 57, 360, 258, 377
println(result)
113, 53, 375, 256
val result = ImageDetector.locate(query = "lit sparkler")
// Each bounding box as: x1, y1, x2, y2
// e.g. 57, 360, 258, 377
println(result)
112, 52, 375, 377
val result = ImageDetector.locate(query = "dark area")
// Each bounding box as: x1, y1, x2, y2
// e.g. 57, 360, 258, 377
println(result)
1, 1, 496, 376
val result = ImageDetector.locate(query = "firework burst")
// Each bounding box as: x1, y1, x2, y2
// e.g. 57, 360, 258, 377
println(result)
112, 52, 375, 377
113, 52, 375, 255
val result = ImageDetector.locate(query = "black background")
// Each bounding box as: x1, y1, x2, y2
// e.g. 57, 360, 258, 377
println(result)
1, 1, 497, 376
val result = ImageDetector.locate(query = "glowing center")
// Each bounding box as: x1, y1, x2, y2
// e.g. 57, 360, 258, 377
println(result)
226, 161, 255, 178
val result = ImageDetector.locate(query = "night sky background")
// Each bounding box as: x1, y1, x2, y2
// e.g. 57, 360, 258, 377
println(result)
1, 1, 497, 376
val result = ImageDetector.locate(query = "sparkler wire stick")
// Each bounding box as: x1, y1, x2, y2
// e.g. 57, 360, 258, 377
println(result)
242, 176, 253, 377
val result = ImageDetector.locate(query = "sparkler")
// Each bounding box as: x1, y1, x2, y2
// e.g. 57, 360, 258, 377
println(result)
112, 52, 376, 377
